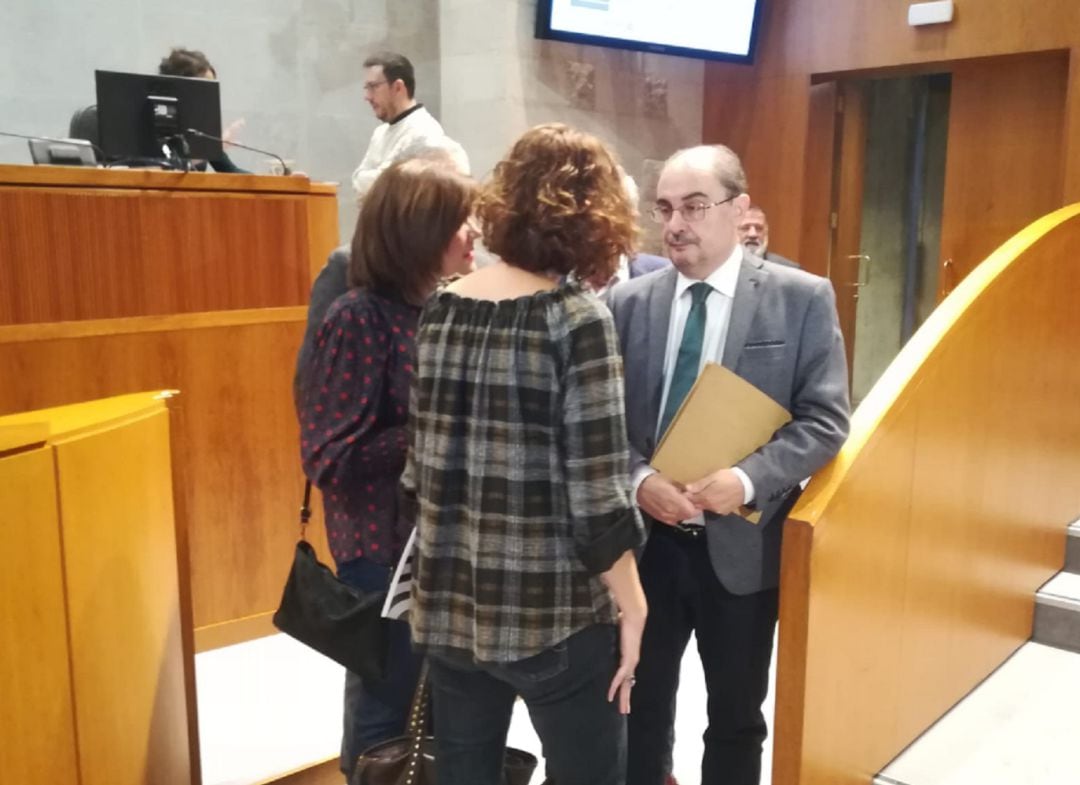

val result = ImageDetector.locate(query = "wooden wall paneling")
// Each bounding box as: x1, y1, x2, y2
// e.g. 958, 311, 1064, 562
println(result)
55, 408, 192, 785
702, 74, 812, 262
771, 518, 813, 785
0, 186, 312, 324
307, 187, 343, 281
0, 165, 325, 194
773, 0, 1080, 77
799, 410, 919, 785
0, 447, 80, 785
1060, 48, 1080, 203
937, 53, 1068, 297
781, 204, 1080, 784
830, 81, 868, 383
166, 394, 202, 785
798, 81, 841, 277
704, 2, 1080, 298
0, 309, 333, 632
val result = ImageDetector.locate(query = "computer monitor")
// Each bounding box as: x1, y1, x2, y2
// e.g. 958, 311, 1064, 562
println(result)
95, 69, 223, 164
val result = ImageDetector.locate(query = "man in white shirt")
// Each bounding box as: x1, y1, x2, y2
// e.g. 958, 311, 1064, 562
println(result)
351, 52, 469, 199
607, 145, 850, 785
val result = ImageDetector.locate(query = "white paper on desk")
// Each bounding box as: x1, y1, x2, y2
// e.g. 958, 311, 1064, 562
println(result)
651, 363, 791, 486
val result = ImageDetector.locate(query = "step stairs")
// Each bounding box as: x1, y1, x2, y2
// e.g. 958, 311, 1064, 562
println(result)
874, 518, 1080, 785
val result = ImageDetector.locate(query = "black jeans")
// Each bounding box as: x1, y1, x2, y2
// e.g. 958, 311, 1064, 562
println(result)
428, 623, 626, 785
336, 556, 423, 777
627, 525, 778, 785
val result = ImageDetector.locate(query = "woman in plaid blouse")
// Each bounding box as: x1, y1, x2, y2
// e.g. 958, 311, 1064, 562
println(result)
403, 124, 649, 785
296, 158, 478, 778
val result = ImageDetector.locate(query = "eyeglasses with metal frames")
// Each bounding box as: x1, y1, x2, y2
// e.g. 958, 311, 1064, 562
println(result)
649, 194, 737, 224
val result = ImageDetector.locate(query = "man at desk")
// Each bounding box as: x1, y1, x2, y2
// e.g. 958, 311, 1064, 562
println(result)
69, 47, 249, 173
606, 144, 850, 785
351, 51, 468, 199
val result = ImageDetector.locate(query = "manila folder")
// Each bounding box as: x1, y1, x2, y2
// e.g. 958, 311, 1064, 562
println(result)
651, 363, 791, 486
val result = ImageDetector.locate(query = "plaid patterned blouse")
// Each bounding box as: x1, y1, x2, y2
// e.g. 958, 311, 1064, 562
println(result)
402, 282, 645, 663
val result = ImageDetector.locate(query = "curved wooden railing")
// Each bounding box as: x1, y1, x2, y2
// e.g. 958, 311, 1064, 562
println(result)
774, 204, 1080, 785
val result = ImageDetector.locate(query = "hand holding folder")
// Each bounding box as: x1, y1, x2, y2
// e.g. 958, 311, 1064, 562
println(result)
651, 363, 791, 520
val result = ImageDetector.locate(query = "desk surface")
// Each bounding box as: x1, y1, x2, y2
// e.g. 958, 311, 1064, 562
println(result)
0, 163, 338, 196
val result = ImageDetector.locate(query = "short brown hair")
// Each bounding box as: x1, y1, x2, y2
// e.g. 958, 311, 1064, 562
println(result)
350, 159, 476, 303
159, 48, 215, 78
363, 52, 416, 98
477, 123, 636, 280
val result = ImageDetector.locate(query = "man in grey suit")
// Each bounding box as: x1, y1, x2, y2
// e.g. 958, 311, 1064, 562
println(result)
607, 145, 850, 785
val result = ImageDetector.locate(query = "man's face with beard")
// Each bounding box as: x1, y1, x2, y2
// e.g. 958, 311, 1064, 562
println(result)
737, 207, 769, 256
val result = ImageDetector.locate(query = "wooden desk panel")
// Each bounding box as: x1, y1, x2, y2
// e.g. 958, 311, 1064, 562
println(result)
0, 309, 333, 632
0, 187, 311, 324
0, 447, 79, 785
54, 408, 192, 785
0, 164, 340, 326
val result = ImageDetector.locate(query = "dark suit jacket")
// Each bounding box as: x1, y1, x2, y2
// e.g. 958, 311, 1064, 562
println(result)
293, 246, 350, 405
607, 251, 850, 594
629, 253, 670, 277
764, 250, 800, 269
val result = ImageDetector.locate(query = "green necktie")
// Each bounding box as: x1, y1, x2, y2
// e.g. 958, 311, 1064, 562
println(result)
659, 282, 712, 439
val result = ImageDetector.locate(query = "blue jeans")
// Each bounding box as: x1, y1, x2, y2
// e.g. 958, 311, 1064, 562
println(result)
428, 623, 625, 785
336, 556, 423, 777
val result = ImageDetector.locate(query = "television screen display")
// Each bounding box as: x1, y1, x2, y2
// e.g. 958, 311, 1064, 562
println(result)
535, 0, 764, 64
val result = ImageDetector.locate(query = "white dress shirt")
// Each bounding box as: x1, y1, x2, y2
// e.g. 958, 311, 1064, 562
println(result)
632, 245, 756, 517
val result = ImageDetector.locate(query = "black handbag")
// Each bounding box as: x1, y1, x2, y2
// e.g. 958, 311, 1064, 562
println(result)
272, 481, 387, 682
351, 661, 538, 785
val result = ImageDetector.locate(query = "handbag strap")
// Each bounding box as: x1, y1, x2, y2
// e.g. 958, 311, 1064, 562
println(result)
300, 480, 313, 541
402, 659, 431, 785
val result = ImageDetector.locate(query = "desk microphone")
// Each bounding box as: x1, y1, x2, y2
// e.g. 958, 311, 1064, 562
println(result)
185, 128, 292, 175
0, 129, 105, 164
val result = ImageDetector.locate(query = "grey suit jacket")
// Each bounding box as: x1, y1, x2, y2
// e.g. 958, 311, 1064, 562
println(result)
607, 251, 850, 594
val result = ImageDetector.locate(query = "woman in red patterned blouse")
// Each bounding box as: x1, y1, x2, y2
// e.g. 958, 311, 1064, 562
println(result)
296, 158, 477, 777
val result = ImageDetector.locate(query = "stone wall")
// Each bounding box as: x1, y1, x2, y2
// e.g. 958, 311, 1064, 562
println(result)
439, 0, 705, 253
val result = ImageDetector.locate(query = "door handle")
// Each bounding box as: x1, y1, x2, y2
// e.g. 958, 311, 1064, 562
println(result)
845, 254, 872, 287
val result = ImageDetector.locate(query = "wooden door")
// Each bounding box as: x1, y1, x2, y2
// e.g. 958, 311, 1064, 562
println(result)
938, 53, 1068, 297
825, 81, 868, 386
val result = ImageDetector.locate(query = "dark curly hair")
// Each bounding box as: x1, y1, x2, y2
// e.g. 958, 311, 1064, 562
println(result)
477, 123, 637, 281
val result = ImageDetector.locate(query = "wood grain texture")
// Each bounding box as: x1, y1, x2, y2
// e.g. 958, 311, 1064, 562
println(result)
703, 73, 811, 263
0, 164, 339, 326
0, 187, 309, 324
830, 82, 867, 384
776, 204, 1080, 785
55, 407, 192, 785
938, 54, 1067, 296
0, 163, 337, 195
0, 447, 80, 785
703, 0, 1080, 297
308, 187, 344, 282
797, 82, 839, 279
0, 311, 333, 631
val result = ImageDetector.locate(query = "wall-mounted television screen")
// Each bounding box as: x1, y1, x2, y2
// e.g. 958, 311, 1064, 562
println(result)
535, 0, 764, 64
